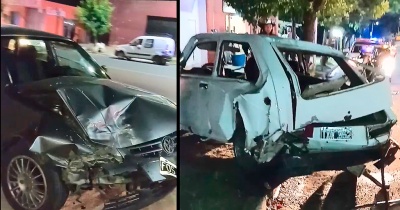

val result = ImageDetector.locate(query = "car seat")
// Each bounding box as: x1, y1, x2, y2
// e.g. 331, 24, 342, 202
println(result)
15, 45, 40, 83
244, 56, 260, 83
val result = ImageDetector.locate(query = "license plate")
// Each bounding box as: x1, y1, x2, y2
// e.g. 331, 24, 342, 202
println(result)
160, 157, 177, 178
320, 127, 352, 140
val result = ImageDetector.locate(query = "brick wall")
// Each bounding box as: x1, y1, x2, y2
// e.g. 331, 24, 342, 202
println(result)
109, 0, 177, 45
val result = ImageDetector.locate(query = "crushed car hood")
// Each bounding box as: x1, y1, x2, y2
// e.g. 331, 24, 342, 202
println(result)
18, 77, 177, 148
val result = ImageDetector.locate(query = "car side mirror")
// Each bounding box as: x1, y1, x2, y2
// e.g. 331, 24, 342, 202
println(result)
137, 45, 142, 49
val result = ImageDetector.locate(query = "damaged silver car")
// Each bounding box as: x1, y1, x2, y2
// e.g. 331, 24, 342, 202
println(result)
180, 33, 397, 186
1, 26, 177, 210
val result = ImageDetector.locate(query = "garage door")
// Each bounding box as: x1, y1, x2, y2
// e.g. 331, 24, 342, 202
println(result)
146, 16, 177, 44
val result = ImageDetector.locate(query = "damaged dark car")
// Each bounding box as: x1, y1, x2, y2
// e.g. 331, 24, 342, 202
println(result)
1, 26, 177, 210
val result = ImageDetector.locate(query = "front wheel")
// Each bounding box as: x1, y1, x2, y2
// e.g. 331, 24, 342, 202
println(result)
1, 140, 69, 210
116, 51, 127, 60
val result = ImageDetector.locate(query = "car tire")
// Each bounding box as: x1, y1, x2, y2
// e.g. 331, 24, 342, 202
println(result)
232, 115, 284, 197
116, 51, 126, 60
1, 140, 69, 210
232, 115, 275, 196
153, 56, 166, 65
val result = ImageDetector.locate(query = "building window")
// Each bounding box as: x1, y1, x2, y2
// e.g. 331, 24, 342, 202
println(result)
10, 12, 20, 26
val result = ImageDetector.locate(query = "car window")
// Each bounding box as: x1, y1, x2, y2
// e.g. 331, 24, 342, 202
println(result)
144, 39, 154, 48
51, 41, 107, 78
1, 37, 108, 85
218, 41, 259, 83
277, 48, 366, 98
181, 41, 217, 76
131, 39, 143, 46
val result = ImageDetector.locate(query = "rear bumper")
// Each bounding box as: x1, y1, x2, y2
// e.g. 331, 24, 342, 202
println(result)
256, 140, 392, 189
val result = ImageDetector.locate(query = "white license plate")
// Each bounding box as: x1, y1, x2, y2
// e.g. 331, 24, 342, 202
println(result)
320, 127, 352, 140
160, 157, 177, 178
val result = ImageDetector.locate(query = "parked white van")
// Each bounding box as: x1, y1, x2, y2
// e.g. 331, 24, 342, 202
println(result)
115, 35, 175, 65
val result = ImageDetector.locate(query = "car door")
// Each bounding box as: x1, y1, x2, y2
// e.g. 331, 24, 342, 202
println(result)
0, 37, 43, 141
127, 38, 143, 59
180, 39, 218, 137
142, 38, 155, 59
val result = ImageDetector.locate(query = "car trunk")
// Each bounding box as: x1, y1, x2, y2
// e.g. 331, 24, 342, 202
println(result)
295, 79, 394, 129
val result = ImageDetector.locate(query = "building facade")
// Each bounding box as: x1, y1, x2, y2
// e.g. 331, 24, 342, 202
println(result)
180, 0, 253, 65
1, 0, 88, 42
108, 0, 177, 45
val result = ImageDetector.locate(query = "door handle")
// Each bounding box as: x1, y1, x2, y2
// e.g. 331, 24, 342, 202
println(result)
199, 82, 208, 89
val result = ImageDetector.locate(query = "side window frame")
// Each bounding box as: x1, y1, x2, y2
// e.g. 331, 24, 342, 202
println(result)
143, 39, 154, 48
217, 40, 261, 82
180, 40, 220, 77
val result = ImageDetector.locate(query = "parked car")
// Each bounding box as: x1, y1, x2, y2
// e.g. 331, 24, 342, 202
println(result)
114, 35, 175, 65
1, 26, 177, 210
180, 33, 396, 187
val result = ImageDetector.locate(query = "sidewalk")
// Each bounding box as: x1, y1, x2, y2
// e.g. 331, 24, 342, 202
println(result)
80, 43, 177, 64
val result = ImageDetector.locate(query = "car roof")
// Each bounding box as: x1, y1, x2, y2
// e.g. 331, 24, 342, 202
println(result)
137, 35, 174, 41
1, 25, 71, 41
193, 33, 343, 57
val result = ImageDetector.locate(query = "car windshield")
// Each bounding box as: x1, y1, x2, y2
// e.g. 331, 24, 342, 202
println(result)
1, 37, 108, 85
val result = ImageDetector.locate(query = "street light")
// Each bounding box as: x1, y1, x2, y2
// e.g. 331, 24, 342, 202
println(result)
370, 20, 379, 38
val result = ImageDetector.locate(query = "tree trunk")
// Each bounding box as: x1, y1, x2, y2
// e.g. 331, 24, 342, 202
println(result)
322, 29, 327, 45
94, 35, 98, 44
302, 10, 317, 42
292, 18, 297, 39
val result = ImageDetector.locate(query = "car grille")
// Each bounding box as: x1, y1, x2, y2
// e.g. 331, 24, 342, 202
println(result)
129, 132, 176, 158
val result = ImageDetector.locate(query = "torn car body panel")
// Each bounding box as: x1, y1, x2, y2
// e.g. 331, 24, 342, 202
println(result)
295, 79, 393, 128
1, 29, 177, 210
12, 76, 177, 184
180, 34, 295, 145
180, 33, 396, 166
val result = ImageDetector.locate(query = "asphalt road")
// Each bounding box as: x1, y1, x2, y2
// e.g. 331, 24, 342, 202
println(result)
1, 54, 177, 210
92, 55, 177, 102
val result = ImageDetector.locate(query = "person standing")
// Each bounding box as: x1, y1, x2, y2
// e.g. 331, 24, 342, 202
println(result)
258, 16, 279, 36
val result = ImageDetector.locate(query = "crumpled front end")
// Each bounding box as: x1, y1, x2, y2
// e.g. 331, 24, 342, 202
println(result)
26, 79, 177, 197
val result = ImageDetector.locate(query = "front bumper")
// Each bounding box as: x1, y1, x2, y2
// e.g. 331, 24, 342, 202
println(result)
114, 133, 178, 183
139, 155, 177, 182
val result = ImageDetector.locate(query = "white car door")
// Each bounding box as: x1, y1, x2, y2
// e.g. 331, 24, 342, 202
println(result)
142, 38, 156, 59
127, 38, 143, 59
182, 36, 275, 143
180, 38, 217, 137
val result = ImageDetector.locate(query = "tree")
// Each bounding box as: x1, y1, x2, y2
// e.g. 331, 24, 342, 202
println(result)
76, 0, 114, 43
225, 0, 389, 42
389, 0, 400, 13
340, 0, 389, 38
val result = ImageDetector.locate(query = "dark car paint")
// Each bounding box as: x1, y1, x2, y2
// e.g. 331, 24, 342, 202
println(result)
12, 76, 177, 149
1, 27, 177, 178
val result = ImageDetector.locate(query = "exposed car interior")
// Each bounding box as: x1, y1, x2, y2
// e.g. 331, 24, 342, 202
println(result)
181, 41, 260, 83
278, 49, 365, 99
1, 37, 107, 85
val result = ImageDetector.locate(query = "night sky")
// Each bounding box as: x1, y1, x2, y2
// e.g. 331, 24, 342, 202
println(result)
47, 0, 80, 7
